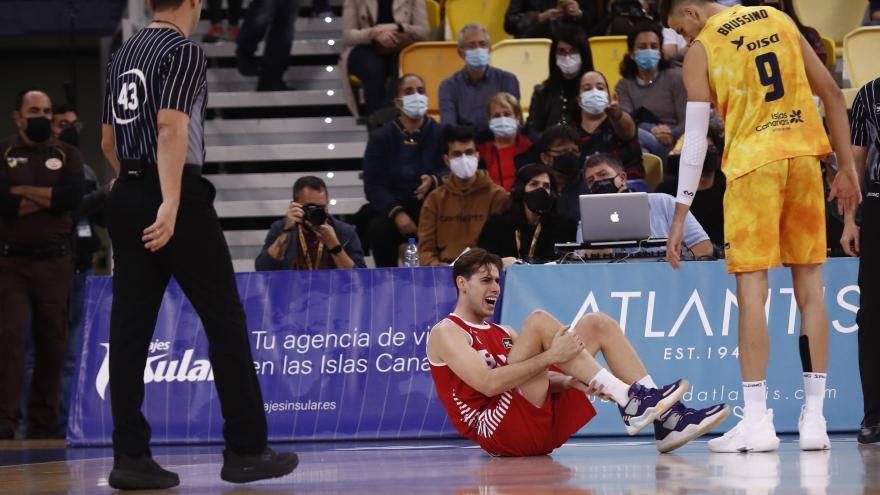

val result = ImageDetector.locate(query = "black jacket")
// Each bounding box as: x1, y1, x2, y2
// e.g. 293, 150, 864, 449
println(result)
478, 208, 577, 263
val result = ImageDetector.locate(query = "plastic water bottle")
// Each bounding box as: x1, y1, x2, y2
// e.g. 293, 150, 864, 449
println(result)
403, 237, 420, 267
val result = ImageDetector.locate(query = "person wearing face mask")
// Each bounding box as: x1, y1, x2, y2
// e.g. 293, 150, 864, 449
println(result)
615, 22, 686, 162
537, 125, 590, 223
477, 92, 539, 191
576, 153, 713, 258
361, 74, 449, 267
0, 90, 84, 441
438, 24, 520, 133
418, 126, 509, 266
574, 71, 645, 183
478, 164, 577, 264
525, 24, 595, 134
503, 0, 600, 38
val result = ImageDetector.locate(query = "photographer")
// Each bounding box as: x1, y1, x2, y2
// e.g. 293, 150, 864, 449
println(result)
255, 176, 366, 271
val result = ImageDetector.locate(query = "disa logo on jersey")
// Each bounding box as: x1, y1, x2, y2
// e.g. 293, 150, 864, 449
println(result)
95, 342, 215, 400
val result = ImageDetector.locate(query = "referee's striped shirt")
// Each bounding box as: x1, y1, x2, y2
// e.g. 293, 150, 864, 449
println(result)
851, 77, 880, 183
102, 27, 208, 166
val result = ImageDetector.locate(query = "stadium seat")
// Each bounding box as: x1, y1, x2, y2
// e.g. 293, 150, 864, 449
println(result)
844, 27, 880, 93
446, 0, 512, 45
400, 41, 464, 120
490, 38, 551, 116
793, 0, 867, 55
399, 41, 462, 120
642, 153, 663, 191
588, 36, 627, 92
425, 0, 441, 38
819, 36, 835, 71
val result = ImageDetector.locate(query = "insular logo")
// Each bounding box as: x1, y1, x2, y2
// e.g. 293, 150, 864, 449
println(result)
756, 109, 803, 132
95, 343, 215, 400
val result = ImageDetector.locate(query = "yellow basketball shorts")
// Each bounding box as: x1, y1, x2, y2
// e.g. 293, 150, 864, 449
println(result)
723, 156, 827, 274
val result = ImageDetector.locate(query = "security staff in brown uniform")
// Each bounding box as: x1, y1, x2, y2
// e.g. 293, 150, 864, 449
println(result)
0, 89, 84, 439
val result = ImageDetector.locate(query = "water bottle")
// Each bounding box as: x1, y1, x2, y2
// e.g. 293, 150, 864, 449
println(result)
403, 237, 420, 267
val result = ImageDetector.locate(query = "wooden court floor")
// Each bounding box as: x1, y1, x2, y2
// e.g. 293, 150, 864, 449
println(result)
1, 435, 878, 494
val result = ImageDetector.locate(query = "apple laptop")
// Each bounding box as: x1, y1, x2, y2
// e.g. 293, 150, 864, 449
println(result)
579, 192, 651, 243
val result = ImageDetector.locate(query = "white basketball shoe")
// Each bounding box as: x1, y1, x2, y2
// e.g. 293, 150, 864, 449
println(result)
798, 406, 831, 451
708, 409, 780, 453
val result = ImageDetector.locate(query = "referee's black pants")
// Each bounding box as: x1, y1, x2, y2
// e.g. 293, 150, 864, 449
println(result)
106, 165, 267, 458
859, 181, 880, 427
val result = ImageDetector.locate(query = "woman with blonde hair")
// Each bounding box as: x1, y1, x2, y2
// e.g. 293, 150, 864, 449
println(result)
477, 92, 538, 191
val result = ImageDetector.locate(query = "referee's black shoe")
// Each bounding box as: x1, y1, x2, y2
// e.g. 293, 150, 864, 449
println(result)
859, 423, 880, 444
108, 454, 180, 490
220, 447, 299, 483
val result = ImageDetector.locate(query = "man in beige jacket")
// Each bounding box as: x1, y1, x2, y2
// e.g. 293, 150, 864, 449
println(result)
419, 126, 510, 265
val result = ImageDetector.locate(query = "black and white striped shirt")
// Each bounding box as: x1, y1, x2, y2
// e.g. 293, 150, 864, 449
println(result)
102, 27, 208, 166
851, 77, 880, 183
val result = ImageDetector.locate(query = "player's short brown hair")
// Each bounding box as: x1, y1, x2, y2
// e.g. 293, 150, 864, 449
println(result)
658, 0, 711, 26
452, 249, 502, 287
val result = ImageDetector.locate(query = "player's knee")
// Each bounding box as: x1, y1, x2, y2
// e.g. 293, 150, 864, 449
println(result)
576, 312, 617, 336
525, 309, 555, 326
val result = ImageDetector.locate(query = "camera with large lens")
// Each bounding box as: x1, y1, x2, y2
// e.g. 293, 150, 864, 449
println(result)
303, 203, 328, 226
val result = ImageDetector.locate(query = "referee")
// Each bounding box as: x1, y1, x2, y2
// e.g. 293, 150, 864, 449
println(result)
843, 75, 880, 445
101, 0, 298, 489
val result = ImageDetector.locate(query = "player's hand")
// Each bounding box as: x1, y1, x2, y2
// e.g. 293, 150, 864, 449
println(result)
394, 211, 418, 236
666, 219, 684, 270
283, 201, 304, 230
143, 201, 178, 252
548, 326, 584, 364
840, 219, 860, 257
584, 380, 615, 401
828, 165, 862, 216
414, 174, 433, 200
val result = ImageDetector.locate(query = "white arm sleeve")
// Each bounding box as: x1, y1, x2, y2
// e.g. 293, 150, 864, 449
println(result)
676, 102, 712, 207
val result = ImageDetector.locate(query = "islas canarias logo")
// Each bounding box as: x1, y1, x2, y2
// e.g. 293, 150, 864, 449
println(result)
95, 343, 215, 400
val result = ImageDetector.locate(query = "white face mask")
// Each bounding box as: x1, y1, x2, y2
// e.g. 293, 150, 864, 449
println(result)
400, 93, 428, 119
449, 154, 478, 179
579, 88, 609, 114
489, 116, 518, 138
556, 54, 582, 77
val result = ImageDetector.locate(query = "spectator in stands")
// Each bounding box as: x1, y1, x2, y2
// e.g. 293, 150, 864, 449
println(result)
439, 24, 520, 133
478, 92, 538, 191
742, 0, 825, 61
615, 22, 686, 162
478, 164, 577, 264
871, 0, 880, 25
503, 0, 600, 38
418, 126, 509, 265
578, 153, 713, 257
574, 70, 645, 182
657, 132, 726, 249
236, 0, 299, 91
256, 176, 366, 270
538, 124, 589, 223
341, 0, 429, 117
203, 0, 242, 42
51, 105, 108, 436
362, 74, 448, 267
0, 89, 84, 439
593, 0, 653, 36
525, 24, 594, 134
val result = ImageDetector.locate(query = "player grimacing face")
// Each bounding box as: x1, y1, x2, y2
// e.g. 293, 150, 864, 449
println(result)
456, 264, 501, 319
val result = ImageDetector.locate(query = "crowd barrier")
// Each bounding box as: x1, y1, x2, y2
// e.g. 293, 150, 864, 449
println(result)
68, 259, 861, 446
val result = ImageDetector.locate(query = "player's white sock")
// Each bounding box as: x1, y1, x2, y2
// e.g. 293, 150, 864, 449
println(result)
637, 375, 657, 389
743, 380, 768, 421
804, 372, 827, 414
589, 368, 631, 407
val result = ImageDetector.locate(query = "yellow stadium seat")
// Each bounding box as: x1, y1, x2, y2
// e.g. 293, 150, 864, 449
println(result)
844, 27, 880, 93
399, 41, 462, 120
642, 153, 663, 191
424, 0, 440, 36
793, 0, 867, 53
819, 36, 835, 71
588, 36, 627, 93
446, 0, 512, 45
490, 38, 551, 116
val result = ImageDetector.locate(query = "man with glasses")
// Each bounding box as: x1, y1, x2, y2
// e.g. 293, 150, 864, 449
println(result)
418, 126, 509, 265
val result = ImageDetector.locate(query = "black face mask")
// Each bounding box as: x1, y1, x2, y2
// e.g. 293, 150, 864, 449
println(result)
590, 176, 621, 195
552, 153, 581, 178
59, 128, 80, 148
24, 117, 52, 143
523, 188, 554, 215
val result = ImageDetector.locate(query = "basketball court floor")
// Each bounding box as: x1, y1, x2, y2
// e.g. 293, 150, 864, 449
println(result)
1, 434, 877, 494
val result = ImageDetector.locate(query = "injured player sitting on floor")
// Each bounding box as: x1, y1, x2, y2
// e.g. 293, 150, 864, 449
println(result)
426, 248, 729, 456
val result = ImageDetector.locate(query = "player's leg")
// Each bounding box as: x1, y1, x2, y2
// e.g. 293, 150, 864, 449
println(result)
781, 156, 831, 450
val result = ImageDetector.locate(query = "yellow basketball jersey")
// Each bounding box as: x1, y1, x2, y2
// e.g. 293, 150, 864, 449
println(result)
695, 5, 831, 180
